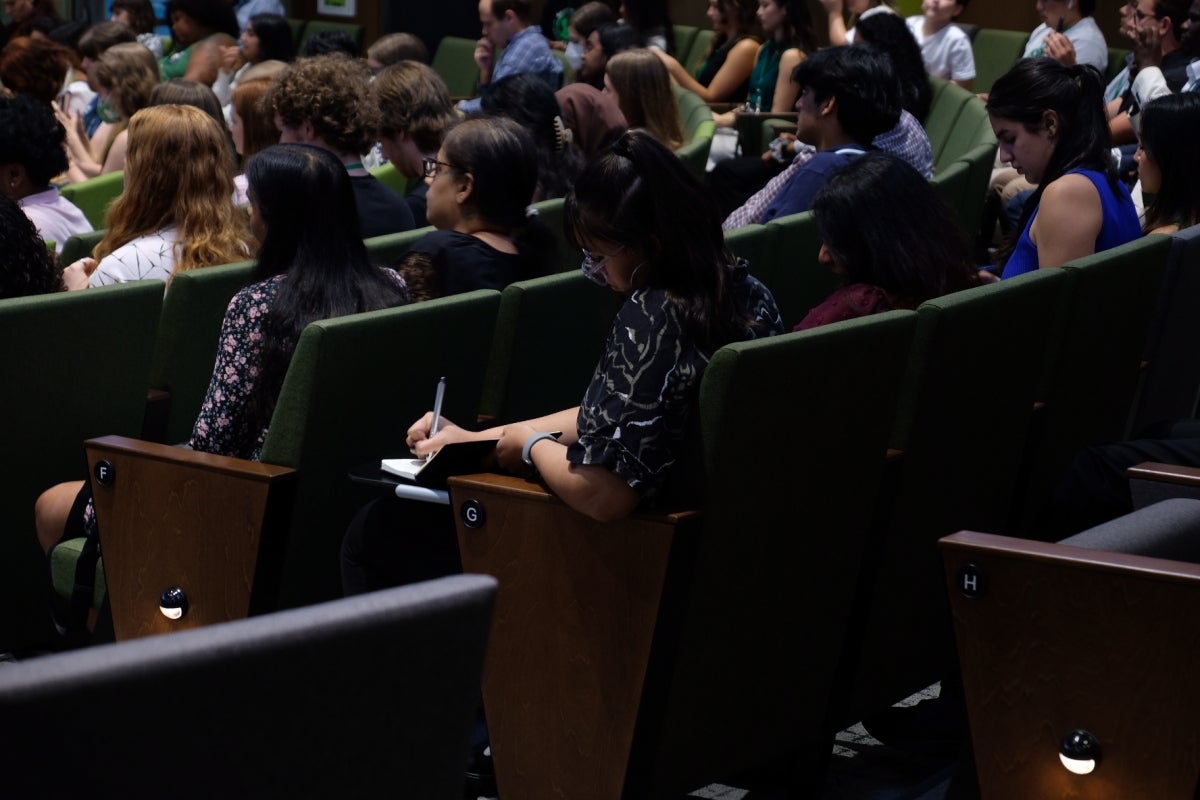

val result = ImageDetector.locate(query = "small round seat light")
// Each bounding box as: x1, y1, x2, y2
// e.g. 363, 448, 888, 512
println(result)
1059, 730, 1100, 775
159, 587, 188, 620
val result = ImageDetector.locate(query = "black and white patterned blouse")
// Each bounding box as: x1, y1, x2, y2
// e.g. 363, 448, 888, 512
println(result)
567, 264, 783, 498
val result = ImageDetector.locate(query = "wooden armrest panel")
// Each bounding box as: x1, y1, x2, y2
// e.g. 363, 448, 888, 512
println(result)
1128, 461, 1200, 487
448, 472, 700, 800
85, 435, 296, 640
940, 529, 1200, 799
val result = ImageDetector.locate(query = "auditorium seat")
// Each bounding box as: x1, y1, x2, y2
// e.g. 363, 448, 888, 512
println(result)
941, 499, 1200, 799
0, 575, 496, 799
59, 171, 124, 230
449, 309, 918, 798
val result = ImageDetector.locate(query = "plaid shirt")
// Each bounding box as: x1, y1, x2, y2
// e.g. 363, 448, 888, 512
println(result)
723, 110, 933, 230
458, 26, 563, 114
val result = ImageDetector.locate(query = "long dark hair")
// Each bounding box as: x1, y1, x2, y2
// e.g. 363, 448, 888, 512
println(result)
1139, 92, 1200, 233
245, 144, 409, 425
778, 0, 816, 54
565, 129, 754, 351
854, 12, 931, 123
247, 13, 295, 62
441, 116, 555, 276
481, 73, 585, 202
814, 152, 976, 306
620, 0, 676, 53
988, 58, 1113, 267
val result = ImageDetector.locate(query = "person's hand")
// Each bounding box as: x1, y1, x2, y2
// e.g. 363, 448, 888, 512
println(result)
62, 258, 96, 291
495, 423, 538, 474
220, 44, 243, 73
1132, 24, 1163, 70
653, 48, 682, 79
1044, 31, 1077, 66
474, 37, 495, 73
818, 0, 843, 14
976, 267, 1001, 285
406, 412, 471, 458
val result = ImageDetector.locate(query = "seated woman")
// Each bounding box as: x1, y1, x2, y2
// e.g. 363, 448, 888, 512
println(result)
988, 58, 1142, 279
57, 41, 159, 181
604, 48, 687, 150
655, 0, 760, 104
61, 104, 250, 289
0, 194, 66, 299
819, 0, 898, 45
229, 78, 279, 206
395, 117, 554, 302
714, 0, 815, 124
342, 129, 783, 593
619, 0, 676, 53
160, 0, 239, 85
481, 73, 586, 201
1135, 92, 1200, 235
213, 12, 294, 107
35, 143, 410, 555
0, 94, 93, 245
565, 1, 615, 89
795, 151, 978, 330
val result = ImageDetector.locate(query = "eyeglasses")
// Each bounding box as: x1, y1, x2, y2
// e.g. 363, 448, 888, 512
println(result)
1132, 3, 1160, 21
579, 245, 626, 287
422, 157, 457, 179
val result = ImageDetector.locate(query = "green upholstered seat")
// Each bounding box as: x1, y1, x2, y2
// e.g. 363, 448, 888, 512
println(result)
60, 229, 106, 266
1107, 46, 1131, 81
479, 270, 621, 424
723, 222, 775, 284
675, 83, 714, 136
0, 281, 162, 651
1128, 224, 1200, 433
145, 260, 257, 444
936, 92, 996, 171
761, 211, 839, 328
432, 36, 482, 99
924, 78, 975, 170
683, 28, 715, 76
369, 161, 412, 197
297, 20, 365, 55
60, 171, 124, 229
971, 28, 1028, 95
448, 309, 918, 798
1014, 234, 1174, 531
673, 23, 699, 63
837, 268, 1074, 725
675, 119, 715, 180
528, 196, 578, 273
364, 225, 434, 265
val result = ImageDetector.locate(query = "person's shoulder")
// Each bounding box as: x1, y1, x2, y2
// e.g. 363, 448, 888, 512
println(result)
1041, 172, 1103, 212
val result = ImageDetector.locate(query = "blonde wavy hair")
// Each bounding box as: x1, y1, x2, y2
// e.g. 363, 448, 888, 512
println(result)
605, 49, 686, 151
95, 105, 250, 275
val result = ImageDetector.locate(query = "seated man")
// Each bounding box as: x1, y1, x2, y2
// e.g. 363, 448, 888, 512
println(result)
1022, 0, 1109, 72
458, 0, 563, 114
1107, 0, 1195, 146
373, 61, 457, 228
267, 54, 416, 239
751, 46, 901, 224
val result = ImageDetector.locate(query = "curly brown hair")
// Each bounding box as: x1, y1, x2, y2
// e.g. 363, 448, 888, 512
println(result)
0, 194, 64, 298
265, 53, 379, 156
96, 105, 249, 277
0, 37, 73, 105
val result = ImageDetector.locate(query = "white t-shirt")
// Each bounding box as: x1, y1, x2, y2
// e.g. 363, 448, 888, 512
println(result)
1023, 16, 1108, 73
906, 16, 975, 82
89, 226, 180, 287
19, 188, 93, 247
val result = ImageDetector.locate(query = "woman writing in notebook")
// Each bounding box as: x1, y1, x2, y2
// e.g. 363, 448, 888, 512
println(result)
341, 130, 783, 592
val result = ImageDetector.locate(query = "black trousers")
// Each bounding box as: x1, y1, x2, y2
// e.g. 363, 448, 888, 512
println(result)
1045, 420, 1200, 538
340, 497, 463, 596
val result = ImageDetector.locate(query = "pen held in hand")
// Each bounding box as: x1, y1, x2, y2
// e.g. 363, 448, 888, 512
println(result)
427, 377, 446, 460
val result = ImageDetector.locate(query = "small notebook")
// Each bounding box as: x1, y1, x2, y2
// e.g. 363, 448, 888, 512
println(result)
381, 438, 499, 488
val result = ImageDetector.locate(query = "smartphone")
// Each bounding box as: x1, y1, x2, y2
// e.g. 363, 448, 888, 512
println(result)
1056, 16, 1066, 33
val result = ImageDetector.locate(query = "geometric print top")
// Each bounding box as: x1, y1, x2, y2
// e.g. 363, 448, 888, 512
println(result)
88, 225, 180, 287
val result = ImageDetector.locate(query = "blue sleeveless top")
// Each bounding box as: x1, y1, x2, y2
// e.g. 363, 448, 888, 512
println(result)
1001, 168, 1141, 280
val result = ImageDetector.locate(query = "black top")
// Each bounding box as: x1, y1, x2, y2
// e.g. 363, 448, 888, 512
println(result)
395, 229, 533, 302
695, 34, 753, 102
405, 183, 430, 229
351, 174, 416, 239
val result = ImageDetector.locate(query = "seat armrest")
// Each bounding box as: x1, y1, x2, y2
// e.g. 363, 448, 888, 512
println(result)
85, 435, 296, 640
1128, 461, 1200, 509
